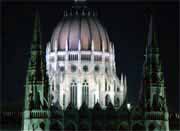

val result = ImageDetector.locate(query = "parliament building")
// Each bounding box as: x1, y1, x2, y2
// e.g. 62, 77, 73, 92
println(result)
1, 2, 180, 131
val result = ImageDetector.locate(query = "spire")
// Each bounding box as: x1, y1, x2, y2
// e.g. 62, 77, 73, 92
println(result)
147, 15, 158, 51
31, 10, 41, 51
22, 11, 49, 131
24, 11, 49, 110
27, 11, 46, 82
141, 14, 167, 112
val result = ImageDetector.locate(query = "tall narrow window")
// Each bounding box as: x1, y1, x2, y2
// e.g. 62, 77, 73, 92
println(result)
70, 80, 77, 107
105, 94, 111, 106
105, 79, 107, 91
82, 80, 89, 106
52, 81, 54, 91
63, 94, 65, 107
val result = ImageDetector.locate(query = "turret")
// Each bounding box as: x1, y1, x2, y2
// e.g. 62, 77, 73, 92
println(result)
142, 15, 169, 131
22, 11, 50, 131
143, 15, 167, 112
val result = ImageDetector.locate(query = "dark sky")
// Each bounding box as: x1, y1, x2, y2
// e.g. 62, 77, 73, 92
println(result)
1, 1, 179, 112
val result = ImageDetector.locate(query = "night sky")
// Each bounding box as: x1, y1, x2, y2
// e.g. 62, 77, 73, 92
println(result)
1, 1, 179, 112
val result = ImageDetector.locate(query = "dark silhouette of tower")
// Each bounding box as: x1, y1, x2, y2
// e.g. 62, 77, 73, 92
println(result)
22, 11, 50, 131
142, 15, 169, 131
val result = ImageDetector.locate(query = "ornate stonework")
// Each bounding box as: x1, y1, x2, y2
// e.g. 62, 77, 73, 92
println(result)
46, 6, 127, 109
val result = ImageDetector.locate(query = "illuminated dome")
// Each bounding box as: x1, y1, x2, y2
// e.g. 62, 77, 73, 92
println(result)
50, 6, 111, 52
46, 6, 127, 109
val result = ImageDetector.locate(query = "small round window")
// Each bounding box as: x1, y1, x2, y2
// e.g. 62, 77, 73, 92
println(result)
71, 65, 77, 72
83, 65, 88, 72
60, 66, 65, 72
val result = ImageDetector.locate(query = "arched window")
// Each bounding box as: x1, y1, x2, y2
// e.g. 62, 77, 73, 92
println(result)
82, 80, 89, 106
105, 94, 111, 106
70, 80, 77, 107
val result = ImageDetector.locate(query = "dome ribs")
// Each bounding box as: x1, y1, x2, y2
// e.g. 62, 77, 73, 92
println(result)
69, 16, 79, 50
59, 17, 71, 51
86, 16, 92, 50
93, 17, 102, 51
57, 18, 65, 51
88, 17, 101, 51
67, 16, 74, 51
50, 8, 111, 52
80, 17, 89, 50
78, 15, 81, 50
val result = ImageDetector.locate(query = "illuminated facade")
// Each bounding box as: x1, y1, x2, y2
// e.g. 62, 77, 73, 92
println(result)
1, 3, 179, 131
46, 6, 127, 109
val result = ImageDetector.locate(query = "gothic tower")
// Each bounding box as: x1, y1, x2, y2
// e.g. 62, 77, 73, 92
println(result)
143, 15, 169, 131
22, 12, 50, 130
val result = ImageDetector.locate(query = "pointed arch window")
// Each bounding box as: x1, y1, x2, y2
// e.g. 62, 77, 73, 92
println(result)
70, 80, 77, 107
82, 80, 89, 106
105, 94, 111, 106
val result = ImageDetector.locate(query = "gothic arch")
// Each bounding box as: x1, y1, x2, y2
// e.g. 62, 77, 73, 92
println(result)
50, 121, 63, 131
82, 80, 89, 106
70, 80, 77, 107
105, 94, 111, 106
